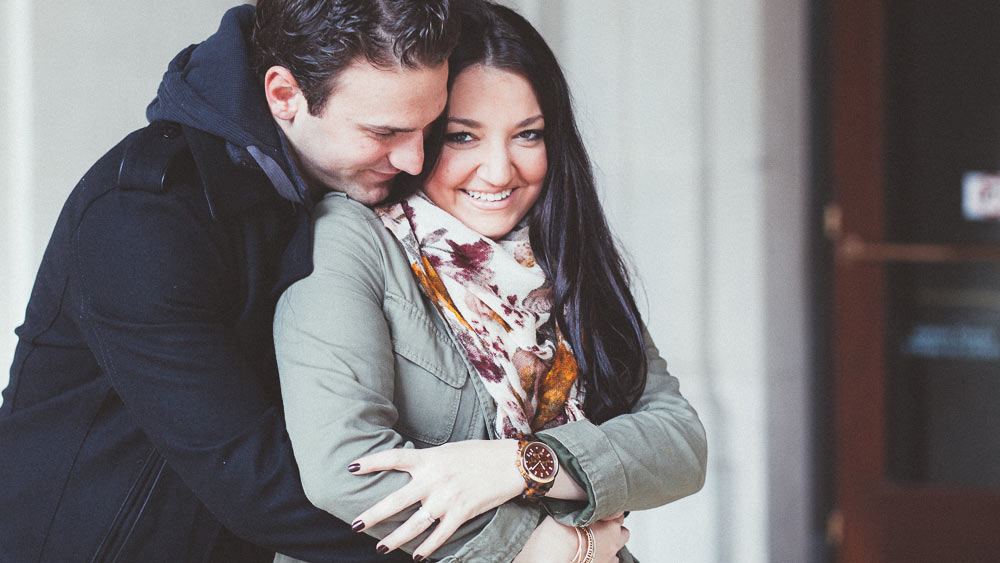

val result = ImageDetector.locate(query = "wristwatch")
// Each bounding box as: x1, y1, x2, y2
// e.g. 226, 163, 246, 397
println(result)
516, 437, 560, 501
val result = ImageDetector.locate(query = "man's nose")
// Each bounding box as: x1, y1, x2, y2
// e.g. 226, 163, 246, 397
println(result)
388, 134, 424, 176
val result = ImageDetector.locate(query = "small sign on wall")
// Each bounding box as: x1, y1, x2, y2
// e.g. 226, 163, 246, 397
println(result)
962, 171, 1000, 220
905, 322, 1000, 361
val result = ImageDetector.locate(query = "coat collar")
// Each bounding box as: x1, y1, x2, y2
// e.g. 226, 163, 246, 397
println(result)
180, 124, 314, 297
182, 124, 293, 221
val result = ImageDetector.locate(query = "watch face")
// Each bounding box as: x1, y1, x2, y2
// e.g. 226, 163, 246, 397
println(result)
523, 442, 557, 482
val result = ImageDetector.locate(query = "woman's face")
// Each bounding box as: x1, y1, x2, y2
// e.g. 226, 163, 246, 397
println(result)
423, 65, 547, 239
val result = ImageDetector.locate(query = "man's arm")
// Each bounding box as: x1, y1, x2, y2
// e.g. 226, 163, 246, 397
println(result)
71, 185, 394, 562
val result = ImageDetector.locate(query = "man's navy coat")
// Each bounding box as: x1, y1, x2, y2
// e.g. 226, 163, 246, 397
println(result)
0, 6, 408, 562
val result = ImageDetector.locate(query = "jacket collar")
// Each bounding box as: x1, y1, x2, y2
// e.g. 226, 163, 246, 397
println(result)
182, 124, 294, 221
181, 123, 314, 296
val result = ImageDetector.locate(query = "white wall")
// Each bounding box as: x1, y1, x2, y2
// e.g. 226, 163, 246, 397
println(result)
503, 1, 813, 562
2, 1, 813, 561
1, 0, 37, 403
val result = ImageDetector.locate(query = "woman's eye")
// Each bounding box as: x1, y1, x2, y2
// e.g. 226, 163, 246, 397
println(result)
444, 132, 475, 144
517, 129, 545, 142
372, 130, 396, 139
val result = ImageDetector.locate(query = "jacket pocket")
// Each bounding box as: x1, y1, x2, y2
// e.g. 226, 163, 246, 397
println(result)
384, 293, 469, 446
90, 449, 166, 563
391, 353, 463, 446
384, 293, 468, 387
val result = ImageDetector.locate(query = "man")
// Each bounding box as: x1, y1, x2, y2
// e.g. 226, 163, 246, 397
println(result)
0, 1, 457, 561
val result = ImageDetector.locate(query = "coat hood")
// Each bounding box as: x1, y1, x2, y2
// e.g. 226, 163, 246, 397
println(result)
146, 4, 304, 203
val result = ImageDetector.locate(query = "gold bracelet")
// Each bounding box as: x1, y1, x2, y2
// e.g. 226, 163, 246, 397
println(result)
580, 526, 596, 563
571, 526, 585, 562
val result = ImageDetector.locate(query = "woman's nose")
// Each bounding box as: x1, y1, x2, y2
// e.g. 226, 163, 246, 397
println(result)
476, 144, 514, 187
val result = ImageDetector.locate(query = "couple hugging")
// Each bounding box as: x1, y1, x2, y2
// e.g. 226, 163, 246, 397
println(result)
0, 1, 706, 562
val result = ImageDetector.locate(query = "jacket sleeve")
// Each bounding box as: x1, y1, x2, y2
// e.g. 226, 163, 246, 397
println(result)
71, 187, 383, 562
536, 330, 708, 526
273, 197, 543, 562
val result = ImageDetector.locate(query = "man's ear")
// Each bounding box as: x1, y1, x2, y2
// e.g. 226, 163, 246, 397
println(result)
264, 66, 306, 121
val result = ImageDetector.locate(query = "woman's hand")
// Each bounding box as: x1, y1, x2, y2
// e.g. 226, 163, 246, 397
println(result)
349, 440, 525, 559
588, 517, 631, 563
513, 516, 630, 563
512, 516, 577, 562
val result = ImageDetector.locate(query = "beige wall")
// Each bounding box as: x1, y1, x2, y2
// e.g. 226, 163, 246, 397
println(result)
2, 1, 813, 561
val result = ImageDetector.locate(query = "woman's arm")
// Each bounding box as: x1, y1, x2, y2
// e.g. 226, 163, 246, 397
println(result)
350, 451, 627, 563
274, 196, 543, 561
513, 515, 630, 563
536, 328, 708, 525
354, 327, 707, 549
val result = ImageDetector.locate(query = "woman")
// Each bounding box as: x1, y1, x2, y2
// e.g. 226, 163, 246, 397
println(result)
274, 3, 707, 562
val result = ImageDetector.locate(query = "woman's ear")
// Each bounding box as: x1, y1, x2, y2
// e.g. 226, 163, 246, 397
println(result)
264, 65, 305, 122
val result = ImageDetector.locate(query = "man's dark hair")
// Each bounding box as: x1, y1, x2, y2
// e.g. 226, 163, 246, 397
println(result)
252, 0, 461, 115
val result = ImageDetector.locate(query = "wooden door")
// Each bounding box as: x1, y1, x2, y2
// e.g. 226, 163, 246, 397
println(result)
828, 1, 1000, 561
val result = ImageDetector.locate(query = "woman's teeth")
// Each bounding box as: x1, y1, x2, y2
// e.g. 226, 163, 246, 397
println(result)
464, 188, 514, 202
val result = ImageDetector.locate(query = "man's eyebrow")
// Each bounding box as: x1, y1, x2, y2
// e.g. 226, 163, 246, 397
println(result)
362, 124, 418, 133
447, 114, 544, 128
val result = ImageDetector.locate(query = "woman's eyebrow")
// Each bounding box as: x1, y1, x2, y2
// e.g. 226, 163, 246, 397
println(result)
447, 114, 544, 128
447, 117, 481, 128
516, 114, 544, 127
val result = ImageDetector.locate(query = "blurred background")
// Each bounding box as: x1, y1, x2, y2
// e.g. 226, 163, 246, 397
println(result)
4, 1, 999, 561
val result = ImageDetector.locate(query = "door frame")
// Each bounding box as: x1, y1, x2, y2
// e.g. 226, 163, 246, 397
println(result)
829, 1, 1000, 561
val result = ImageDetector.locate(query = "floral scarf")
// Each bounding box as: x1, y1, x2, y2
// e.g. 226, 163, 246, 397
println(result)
376, 192, 586, 438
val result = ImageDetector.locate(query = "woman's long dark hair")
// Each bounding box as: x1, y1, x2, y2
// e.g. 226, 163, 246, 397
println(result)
446, 2, 648, 424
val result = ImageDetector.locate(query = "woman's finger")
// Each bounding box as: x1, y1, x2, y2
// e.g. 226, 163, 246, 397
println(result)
375, 506, 442, 555
353, 483, 424, 531
411, 511, 465, 561
350, 447, 420, 475
600, 511, 625, 523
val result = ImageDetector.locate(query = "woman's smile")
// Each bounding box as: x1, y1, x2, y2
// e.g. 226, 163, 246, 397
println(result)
462, 187, 515, 204
422, 65, 547, 239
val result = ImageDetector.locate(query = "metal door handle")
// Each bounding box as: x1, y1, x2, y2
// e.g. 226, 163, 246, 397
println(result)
837, 235, 1000, 263
824, 203, 1000, 263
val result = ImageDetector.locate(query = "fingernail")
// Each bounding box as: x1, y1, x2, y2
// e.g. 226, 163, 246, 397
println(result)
376, 545, 389, 555
348, 463, 361, 473
414, 556, 425, 562
351, 519, 364, 532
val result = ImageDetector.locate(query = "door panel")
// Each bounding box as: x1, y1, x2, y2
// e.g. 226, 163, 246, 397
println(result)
830, 1, 1000, 561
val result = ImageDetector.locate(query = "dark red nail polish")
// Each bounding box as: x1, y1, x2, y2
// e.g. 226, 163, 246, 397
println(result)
351, 520, 364, 532
348, 463, 361, 473
376, 545, 389, 555
414, 555, 424, 562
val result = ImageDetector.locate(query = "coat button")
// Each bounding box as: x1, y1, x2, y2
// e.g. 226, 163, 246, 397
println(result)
160, 123, 181, 139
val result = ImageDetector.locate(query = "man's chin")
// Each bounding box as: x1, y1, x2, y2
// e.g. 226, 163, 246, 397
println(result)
344, 182, 392, 206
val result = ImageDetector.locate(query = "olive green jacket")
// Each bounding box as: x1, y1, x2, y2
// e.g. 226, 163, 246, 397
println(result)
273, 193, 707, 562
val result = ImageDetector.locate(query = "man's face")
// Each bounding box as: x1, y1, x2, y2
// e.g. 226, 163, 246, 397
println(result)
280, 61, 449, 205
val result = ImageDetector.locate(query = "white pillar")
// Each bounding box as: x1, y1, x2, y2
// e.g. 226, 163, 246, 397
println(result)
1, 0, 36, 403
497, 1, 811, 562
